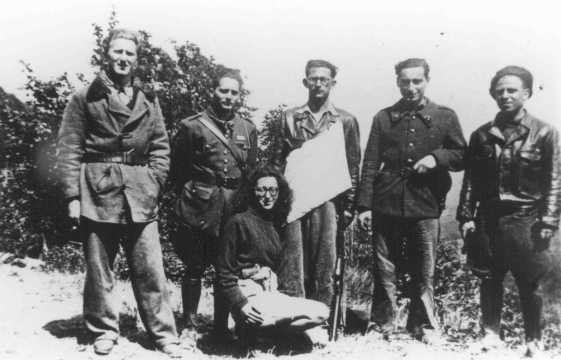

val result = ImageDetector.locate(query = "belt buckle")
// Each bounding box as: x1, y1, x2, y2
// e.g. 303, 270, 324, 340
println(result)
123, 149, 134, 164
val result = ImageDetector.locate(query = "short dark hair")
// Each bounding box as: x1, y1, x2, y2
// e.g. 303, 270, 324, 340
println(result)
394, 58, 430, 78
104, 28, 140, 55
233, 164, 293, 228
305, 59, 338, 78
212, 67, 243, 90
489, 65, 533, 98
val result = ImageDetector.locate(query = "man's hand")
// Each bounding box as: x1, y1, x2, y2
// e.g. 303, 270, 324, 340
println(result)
250, 266, 272, 282
534, 224, 555, 252
68, 199, 81, 223
539, 228, 554, 242
341, 210, 354, 229
413, 155, 437, 174
358, 211, 372, 233
460, 221, 476, 239
240, 303, 263, 326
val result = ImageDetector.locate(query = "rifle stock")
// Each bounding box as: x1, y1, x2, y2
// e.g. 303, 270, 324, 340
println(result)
329, 221, 347, 341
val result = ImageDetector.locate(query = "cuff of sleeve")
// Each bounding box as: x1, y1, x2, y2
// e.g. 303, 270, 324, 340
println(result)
429, 152, 442, 167
66, 195, 80, 203
539, 216, 559, 230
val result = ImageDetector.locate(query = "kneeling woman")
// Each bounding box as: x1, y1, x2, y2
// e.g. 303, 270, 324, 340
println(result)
216, 165, 328, 342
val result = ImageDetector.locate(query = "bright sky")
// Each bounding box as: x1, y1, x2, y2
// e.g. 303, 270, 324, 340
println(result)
1, 0, 560, 141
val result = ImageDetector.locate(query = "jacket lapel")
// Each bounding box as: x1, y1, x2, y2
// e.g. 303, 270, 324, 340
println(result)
122, 91, 149, 129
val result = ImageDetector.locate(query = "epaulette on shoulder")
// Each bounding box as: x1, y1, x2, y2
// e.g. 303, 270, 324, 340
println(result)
241, 116, 256, 126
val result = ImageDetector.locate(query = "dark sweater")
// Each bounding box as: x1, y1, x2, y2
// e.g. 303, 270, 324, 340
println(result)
216, 207, 282, 312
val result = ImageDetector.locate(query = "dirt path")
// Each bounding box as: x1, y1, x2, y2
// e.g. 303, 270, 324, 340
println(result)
0, 264, 556, 360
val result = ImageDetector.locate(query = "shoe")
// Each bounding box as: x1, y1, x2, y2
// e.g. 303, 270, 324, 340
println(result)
418, 327, 442, 346
93, 338, 116, 355
180, 327, 199, 343
410, 325, 442, 345
364, 321, 393, 341
158, 343, 183, 358
525, 339, 544, 358
478, 331, 503, 352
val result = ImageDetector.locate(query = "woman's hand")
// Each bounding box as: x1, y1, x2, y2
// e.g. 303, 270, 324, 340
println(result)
240, 303, 263, 326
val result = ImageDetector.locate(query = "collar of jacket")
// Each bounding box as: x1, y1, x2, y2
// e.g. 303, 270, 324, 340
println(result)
86, 71, 156, 103
488, 109, 531, 143
205, 105, 238, 131
294, 101, 339, 118
293, 102, 339, 134
389, 98, 434, 127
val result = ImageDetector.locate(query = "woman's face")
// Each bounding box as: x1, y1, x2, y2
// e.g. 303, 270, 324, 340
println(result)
254, 176, 279, 211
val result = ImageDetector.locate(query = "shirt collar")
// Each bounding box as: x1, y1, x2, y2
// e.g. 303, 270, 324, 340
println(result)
488, 109, 531, 142
294, 101, 339, 117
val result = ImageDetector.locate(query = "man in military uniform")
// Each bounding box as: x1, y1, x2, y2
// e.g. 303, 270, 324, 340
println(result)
170, 69, 258, 340
273, 59, 361, 308
57, 29, 181, 357
457, 66, 560, 357
357, 58, 466, 342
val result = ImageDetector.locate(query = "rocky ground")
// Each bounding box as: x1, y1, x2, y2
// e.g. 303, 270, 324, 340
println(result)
1, 261, 558, 360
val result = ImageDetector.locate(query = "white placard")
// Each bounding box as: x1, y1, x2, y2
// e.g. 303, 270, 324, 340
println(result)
285, 121, 352, 223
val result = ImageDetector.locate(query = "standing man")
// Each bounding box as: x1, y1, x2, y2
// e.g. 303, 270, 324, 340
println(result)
57, 29, 181, 357
274, 59, 361, 307
457, 66, 560, 357
357, 58, 466, 342
170, 69, 258, 340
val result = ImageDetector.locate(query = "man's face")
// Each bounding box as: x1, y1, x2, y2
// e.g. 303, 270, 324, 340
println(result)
492, 75, 529, 113
254, 176, 279, 211
106, 38, 138, 77
213, 77, 241, 112
303, 67, 335, 101
397, 66, 428, 104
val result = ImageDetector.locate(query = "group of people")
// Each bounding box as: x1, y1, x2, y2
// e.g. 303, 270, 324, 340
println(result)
56, 28, 560, 358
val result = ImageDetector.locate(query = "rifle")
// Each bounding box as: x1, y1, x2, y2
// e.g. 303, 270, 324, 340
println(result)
329, 213, 347, 341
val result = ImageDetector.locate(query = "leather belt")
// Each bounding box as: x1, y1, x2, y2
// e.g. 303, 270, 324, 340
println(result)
193, 174, 241, 189
83, 150, 147, 165
216, 176, 240, 189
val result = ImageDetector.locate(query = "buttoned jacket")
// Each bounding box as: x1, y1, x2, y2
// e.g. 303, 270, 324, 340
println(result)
171, 108, 258, 236
357, 98, 466, 219
57, 72, 170, 223
457, 112, 561, 228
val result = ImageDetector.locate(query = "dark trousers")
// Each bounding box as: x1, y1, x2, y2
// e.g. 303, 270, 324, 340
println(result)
477, 204, 552, 341
370, 215, 440, 332
173, 224, 229, 332
278, 201, 337, 306
82, 219, 178, 347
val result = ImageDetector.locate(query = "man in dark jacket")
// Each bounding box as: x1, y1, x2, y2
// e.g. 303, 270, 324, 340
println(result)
272, 59, 361, 307
357, 58, 466, 342
170, 69, 258, 340
457, 66, 561, 357
57, 29, 180, 357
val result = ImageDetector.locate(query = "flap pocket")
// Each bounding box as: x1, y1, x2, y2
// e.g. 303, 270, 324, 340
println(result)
519, 149, 542, 162
184, 180, 217, 202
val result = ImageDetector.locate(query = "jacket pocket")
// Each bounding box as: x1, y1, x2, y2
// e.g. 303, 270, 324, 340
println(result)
181, 180, 219, 213
177, 180, 223, 236
517, 148, 543, 196
85, 164, 122, 194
